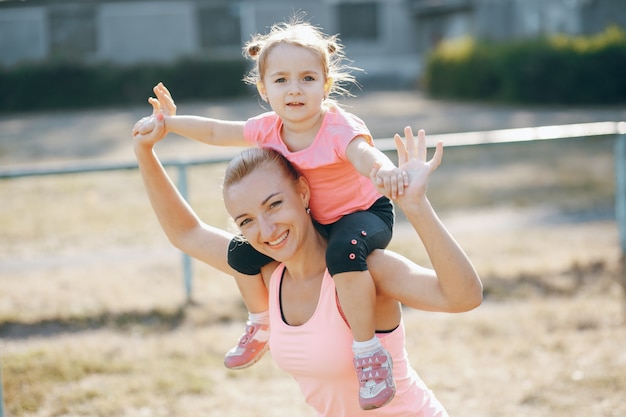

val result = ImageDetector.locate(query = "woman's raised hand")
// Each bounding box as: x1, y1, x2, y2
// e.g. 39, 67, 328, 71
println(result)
131, 97, 166, 147
371, 127, 443, 207
131, 82, 176, 143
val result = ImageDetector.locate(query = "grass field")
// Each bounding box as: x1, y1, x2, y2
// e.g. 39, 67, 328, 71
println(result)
1, 129, 625, 416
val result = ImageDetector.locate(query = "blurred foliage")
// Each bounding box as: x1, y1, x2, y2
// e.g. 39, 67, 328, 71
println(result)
0, 58, 248, 113
423, 25, 626, 104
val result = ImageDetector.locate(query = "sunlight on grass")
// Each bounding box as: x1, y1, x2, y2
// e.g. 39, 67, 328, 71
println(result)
1, 135, 623, 417
4, 349, 132, 414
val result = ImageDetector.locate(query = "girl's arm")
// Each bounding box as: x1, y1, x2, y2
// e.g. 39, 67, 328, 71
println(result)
369, 127, 483, 313
345, 136, 408, 200
164, 115, 248, 147
140, 82, 249, 147
132, 113, 235, 274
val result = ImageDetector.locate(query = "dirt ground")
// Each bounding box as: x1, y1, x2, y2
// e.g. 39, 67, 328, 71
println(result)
1, 90, 626, 416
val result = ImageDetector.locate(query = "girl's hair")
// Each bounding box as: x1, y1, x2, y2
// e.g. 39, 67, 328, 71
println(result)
223, 147, 301, 194
242, 16, 359, 99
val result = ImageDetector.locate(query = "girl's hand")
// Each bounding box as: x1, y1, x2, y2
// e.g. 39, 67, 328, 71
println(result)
149, 82, 177, 117
371, 165, 409, 200
371, 127, 442, 207
131, 82, 177, 139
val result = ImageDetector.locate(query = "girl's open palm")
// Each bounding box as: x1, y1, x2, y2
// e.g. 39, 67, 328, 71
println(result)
149, 82, 177, 117
131, 82, 176, 140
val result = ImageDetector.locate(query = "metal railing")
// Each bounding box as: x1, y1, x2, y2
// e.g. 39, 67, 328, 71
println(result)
1, 121, 625, 301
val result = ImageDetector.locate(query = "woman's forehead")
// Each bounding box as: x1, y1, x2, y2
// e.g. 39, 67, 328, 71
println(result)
224, 165, 291, 208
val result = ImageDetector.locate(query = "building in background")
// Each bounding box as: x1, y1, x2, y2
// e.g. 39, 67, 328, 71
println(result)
1, 0, 624, 87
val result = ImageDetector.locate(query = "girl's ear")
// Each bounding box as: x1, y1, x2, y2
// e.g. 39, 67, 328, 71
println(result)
256, 82, 267, 101
324, 78, 333, 98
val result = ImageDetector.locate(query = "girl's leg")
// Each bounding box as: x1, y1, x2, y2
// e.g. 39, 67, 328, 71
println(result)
326, 202, 393, 343
333, 270, 376, 341
233, 272, 269, 314
325, 203, 395, 410
224, 238, 274, 369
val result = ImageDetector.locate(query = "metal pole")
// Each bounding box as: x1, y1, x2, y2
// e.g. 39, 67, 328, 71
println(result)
615, 134, 626, 321
1, 357, 5, 417
177, 164, 193, 303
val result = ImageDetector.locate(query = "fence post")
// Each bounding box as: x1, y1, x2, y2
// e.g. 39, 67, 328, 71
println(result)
177, 164, 194, 304
615, 134, 626, 321
1, 358, 4, 417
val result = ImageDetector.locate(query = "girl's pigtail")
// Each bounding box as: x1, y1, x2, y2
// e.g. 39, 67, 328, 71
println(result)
247, 43, 261, 58
327, 41, 338, 55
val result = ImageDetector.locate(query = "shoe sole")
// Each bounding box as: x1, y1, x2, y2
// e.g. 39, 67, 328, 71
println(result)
224, 343, 270, 370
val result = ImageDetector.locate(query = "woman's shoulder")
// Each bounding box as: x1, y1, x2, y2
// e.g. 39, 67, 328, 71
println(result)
260, 261, 283, 288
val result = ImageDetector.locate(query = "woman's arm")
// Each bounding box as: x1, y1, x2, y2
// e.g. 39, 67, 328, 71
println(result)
132, 112, 235, 275
369, 127, 482, 313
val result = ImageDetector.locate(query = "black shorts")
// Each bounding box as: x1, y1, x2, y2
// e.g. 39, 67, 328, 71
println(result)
227, 197, 394, 276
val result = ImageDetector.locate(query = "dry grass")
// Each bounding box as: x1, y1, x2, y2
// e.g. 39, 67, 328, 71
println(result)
1, 131, 624, 416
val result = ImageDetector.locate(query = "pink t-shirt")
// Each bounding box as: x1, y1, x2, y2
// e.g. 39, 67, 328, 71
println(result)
243, 105, 381, 224
268, 264, 448, 417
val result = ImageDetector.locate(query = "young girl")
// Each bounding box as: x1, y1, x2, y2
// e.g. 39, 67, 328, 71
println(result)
136, 19, 407, 410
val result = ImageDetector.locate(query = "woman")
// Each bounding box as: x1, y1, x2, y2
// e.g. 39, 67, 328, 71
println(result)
139, 21, 408, 400
132, 116, 482, 416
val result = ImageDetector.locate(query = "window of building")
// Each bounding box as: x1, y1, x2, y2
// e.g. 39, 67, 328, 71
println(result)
337, 2, 379, 41
198, 4, 242, 50
49, 5, 97, 61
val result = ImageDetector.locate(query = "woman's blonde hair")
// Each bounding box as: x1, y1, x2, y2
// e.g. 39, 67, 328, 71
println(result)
242, 16, 360, 99
223, 147, 301, 194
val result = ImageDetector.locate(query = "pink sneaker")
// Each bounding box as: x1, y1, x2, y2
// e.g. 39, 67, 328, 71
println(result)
223, 322, 270, 370
353, 347, 396, 410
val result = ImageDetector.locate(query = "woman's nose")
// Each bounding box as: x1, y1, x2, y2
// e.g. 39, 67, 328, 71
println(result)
258, 216, 276, 240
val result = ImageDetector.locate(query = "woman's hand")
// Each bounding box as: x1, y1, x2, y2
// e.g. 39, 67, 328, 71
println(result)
131, 99, 166, 148
131, 82, 176, 143
371, 126, 482, 312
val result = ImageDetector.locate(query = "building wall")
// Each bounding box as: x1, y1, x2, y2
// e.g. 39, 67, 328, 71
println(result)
0, 0, 418, 82
0, 0, 624, 83
0, 7, 48, 66
582, 0, 626, 34
98, 2, 197, 64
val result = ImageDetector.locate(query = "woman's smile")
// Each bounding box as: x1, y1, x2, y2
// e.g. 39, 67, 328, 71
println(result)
267, 230, 289, 247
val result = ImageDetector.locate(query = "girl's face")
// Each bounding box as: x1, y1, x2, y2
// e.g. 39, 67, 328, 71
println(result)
257, 43, 332, 127
224, 163, 311, 262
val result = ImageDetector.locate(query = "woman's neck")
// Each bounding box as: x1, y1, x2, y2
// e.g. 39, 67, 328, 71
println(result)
282, 225, 328, 281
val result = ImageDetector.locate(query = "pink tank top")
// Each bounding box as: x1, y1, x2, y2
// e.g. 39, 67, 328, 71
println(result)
268, 264, 444, 417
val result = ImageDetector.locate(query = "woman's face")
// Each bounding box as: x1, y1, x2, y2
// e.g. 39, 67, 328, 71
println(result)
224, 163, 311, 262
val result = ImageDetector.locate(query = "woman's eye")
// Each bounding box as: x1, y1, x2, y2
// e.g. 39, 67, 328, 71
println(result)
269, 200, 282, 209
239, 218, 252, 227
